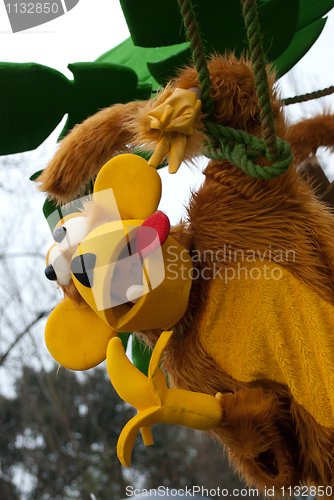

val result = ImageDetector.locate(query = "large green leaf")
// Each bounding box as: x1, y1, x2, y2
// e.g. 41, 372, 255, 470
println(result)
297, 0, 334, 30
274, 17, 327, 79
258, 0, 299, 61
0, 63, 70, 155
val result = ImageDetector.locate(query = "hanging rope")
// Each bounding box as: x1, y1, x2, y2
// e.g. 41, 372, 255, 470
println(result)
242, 0, 278, 162
177, 0, 293, 179
283, 85, 334, 106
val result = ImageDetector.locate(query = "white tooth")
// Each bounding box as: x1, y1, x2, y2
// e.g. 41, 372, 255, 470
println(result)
126, 285, 144, 304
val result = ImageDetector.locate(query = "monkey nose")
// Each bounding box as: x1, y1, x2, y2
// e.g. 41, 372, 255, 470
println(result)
45, 264, 57, 281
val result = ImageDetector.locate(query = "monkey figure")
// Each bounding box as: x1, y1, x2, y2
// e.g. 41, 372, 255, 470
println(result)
39, 53, 334, 495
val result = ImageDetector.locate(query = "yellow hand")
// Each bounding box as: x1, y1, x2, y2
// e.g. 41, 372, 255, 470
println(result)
107, 331, 222, 467
148, 89, 202, 173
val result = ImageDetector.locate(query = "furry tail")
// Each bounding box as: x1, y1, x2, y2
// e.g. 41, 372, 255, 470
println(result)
286, 113, 334, 165
37, 100, 146, 204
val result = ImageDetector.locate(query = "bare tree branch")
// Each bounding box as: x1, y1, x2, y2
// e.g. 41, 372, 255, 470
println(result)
0, 252, 46, 260
0, 309, 53, 367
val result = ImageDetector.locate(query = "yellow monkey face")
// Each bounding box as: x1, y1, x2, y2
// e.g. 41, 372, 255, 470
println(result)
44, 154, 193, 370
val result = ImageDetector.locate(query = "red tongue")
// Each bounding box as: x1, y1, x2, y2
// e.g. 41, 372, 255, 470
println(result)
136, 212, 170, 257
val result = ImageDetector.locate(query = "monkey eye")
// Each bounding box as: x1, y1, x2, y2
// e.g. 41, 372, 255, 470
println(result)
71, 253, 96, 288
53, 216, 89, 251
53, 226, 67, 243
45, 215, 89, 286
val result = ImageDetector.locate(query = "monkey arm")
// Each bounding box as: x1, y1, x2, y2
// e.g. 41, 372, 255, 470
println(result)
286, 113, 334, 165
146, 88, 202, 173
36, 100, 146, 204
215, 387, 300, 489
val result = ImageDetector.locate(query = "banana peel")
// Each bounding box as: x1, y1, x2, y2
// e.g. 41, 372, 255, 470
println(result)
148, 89, 202, 173
107, 330, 223, 467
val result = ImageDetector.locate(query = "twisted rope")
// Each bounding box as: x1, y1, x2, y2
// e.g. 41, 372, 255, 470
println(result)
177, 0, 293, 179
283, 85, 334, 106
178, 0, 215, 121
242, 0, 278, 161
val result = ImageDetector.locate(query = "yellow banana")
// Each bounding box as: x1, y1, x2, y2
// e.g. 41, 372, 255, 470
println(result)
107, 331, 223, 467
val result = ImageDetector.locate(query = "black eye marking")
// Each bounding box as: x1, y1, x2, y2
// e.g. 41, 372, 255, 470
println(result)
45, 264, 57, 281
53, 226, 67, 243
71, 253, 96, 288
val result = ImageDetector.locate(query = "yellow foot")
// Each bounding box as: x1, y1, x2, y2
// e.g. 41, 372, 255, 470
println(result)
107, 331, 223, 467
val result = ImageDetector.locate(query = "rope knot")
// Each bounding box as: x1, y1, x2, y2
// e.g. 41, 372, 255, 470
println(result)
204, 122, 293, 179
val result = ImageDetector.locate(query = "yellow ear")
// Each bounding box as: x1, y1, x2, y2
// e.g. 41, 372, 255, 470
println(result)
93, 154, 162, 220
45, 298, 117, 371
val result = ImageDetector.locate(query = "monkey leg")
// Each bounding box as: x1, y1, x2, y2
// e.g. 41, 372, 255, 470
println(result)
214, 388, 300, 492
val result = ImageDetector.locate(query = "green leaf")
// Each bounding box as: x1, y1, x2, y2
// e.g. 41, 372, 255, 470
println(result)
297, 0, 334, 30
119, 332, 132, 352
42, 197, 90, 233
258, 0, 299, 61
0, 60, 152, 155
146, 0, 298, 84
274, 17, 327, 79
131, 335, 152, 376
29, 170, 43, 181
0, 63, 70, 155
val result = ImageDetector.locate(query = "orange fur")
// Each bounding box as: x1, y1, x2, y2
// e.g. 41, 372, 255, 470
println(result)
287, 113, 334, 165
41, 53, 334, 495
172, 54, 280, 135
38, 100, 146, 203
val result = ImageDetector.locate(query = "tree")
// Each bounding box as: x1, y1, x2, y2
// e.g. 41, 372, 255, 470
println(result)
1, 365, 132, 500
0, 364, 253, 500
0, 152, 58, 382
